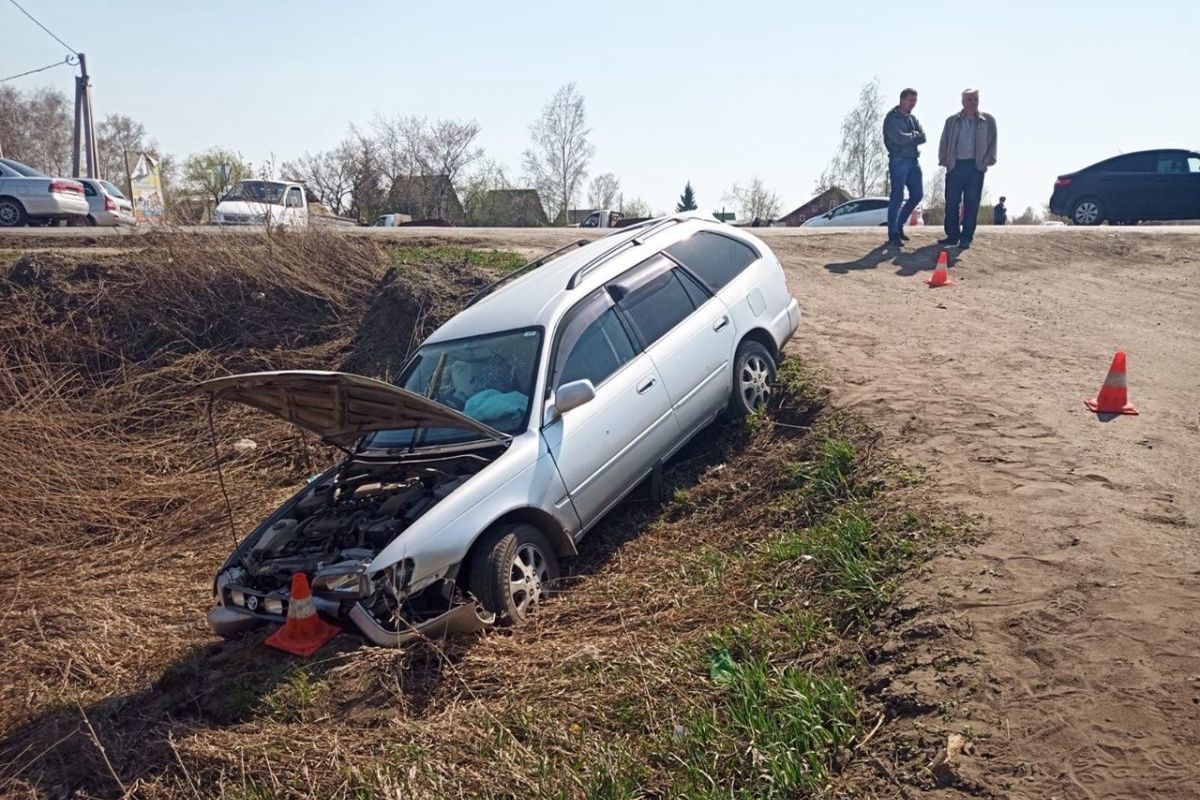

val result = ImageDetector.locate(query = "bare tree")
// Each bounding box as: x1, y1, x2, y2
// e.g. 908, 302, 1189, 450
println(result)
0, 86, 72, 175
461, 158, 515, 225
587, 172, 620, 209
96, 114, 149, 191
821, 79, 889, 198
523, 82, 595, 224
618, 194, 650, 217
369, 114, 481, 218
282, 146, 356, 216
725, 178, 782, 222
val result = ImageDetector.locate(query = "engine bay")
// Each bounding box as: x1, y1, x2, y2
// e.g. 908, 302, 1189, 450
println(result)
225, 452, 490, 600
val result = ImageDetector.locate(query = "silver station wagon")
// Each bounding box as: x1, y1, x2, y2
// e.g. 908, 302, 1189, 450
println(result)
204, 213, 801, 645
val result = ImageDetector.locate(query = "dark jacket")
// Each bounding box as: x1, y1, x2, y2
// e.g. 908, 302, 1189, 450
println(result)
993, 203, 1007, 224
883, 107, 926, 159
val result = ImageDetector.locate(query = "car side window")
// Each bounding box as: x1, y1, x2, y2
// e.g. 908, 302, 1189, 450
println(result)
861, 199, 889, 211
581, 213, 599, 228
1106, 154, 1152, 172
287, 187, 304, 208
1156, 155, 1187, 174
612, 258, 698, 348
836, 202, 860, 216
558, 309, 636, 389
664, 231, 759, 292
677, 267, 711, 308
83, 183, 97, 197
1189, 157, 1200, 174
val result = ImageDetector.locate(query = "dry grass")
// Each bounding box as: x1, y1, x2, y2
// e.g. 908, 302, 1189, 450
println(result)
0, 233, 953, 799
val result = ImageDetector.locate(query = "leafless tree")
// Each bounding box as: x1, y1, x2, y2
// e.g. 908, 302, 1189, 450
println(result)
587, 172, 620, 209
523, 82, 595, 224
461, 158, 515, 225
369, 114, 481, 218
618, 194, 650, 217
725, 177, 782, 222
821, 79, 889, 198
282, 146, 357, 216
95, 114, 154, 192
0, 85, 72, 175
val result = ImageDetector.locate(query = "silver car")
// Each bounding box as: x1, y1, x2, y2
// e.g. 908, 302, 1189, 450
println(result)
0, 158, 89, 227
79, 179, 136, 226
204, 214, 801, 645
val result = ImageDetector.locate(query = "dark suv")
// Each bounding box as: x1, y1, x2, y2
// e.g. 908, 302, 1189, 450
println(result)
1049, 149, 1200, 225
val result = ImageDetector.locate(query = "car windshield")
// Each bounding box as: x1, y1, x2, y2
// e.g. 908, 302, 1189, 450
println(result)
99, 180, 125, 198
0, 158, 46, 177
221, 181, 287, 205
365, 327, 543, 450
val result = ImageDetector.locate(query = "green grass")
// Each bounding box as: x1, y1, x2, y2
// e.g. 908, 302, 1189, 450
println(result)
385, 244, 526, 273
670, 653, 858, 799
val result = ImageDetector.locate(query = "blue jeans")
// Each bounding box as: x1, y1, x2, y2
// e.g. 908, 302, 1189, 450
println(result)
887, 157, 924, 238
944, 159, 985, 243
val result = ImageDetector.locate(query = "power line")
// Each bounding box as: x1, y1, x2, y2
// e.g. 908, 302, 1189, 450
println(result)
6, 0, 78, 55
0, 54, 76, 84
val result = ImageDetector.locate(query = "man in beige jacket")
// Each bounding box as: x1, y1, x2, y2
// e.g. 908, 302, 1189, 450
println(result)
938, 88, 997, 249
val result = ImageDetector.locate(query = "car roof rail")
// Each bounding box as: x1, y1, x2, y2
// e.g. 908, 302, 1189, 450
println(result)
565, 216, 688, 290
465, 238, 589, 308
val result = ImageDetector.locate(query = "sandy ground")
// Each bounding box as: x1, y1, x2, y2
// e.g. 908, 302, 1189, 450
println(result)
345, 225, 1200, 798
766, 228, 1200, 799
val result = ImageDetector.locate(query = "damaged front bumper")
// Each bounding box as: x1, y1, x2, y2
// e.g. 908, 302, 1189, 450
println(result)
207, 592, 494, 647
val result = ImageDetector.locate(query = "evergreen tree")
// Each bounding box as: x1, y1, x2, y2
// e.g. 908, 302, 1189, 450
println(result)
676, 181, 698, 212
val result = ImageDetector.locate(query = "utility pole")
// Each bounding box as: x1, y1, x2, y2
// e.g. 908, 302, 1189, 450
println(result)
71, 53, 99, 179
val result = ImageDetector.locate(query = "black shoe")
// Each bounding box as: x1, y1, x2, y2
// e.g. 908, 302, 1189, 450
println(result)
899, 232, 910, 242
938, 236, 959, 246
887, 236, 902, 248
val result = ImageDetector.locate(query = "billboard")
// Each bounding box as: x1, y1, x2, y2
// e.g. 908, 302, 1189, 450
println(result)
128, 152, 166, 224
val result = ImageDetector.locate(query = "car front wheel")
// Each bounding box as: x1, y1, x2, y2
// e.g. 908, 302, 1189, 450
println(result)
468, 523, 559, 625
724, 340, 777, 419
0, 198, 28, 227
1070, 197, 1105, 226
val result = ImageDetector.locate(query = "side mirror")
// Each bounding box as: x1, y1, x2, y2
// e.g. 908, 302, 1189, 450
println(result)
553, 379, 596, 416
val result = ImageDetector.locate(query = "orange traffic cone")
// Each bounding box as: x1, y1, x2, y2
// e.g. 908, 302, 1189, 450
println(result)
926, 250, 954, 287
1085, 351, 1138, 415
265, 573, 341, 656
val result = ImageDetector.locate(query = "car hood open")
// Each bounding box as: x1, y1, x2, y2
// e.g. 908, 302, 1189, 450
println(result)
199, 370, 511, 449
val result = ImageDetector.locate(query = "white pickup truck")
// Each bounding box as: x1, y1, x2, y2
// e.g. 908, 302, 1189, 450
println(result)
211, 180, 356, 228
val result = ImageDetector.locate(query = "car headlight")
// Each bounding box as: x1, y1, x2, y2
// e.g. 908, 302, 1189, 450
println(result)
312, 561, 373, 599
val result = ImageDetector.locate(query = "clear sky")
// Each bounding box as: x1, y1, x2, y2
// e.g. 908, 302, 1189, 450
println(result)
4, 0, 1198, 217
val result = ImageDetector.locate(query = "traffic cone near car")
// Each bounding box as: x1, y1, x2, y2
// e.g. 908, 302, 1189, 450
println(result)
265, 572, 341, 656
926, 250, 954, 287
1085, 351, 1139, 415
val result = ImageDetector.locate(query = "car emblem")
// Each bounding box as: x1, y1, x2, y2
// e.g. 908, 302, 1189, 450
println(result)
246, 595, 259, 611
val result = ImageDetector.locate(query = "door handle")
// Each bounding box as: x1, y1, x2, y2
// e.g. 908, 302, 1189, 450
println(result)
713, 316, 730, 332
636, 377, 656, 394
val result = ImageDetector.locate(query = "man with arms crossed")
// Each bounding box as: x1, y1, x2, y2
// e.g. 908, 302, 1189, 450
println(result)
882, 87, 925, 248
939, 88, 998, 250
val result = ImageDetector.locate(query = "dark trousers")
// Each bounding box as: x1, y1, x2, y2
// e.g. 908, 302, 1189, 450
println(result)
944, 159, 985, 243
887, 157, 924, 238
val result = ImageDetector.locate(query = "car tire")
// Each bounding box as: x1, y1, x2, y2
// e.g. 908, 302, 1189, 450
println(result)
467, 523, 559, 625
723, 339, 777, 420
1070, 197, 1105, 226
0, 198, 28, 227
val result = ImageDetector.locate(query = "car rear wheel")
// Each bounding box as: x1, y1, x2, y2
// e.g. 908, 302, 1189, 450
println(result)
1070, 197, 1105, 226
723, 340, 777, 420
0, 198, 27, 227
467, 523, 559, 625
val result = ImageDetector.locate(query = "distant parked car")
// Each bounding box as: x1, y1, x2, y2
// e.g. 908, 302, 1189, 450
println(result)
369, 213, 413, 227
1049, 149, 1200, 225
800, 197, 889, 227
0, 157, 89, 227
78, 179, 135, 227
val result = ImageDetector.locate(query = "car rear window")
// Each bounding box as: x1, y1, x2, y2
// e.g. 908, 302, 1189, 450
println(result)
0, 158, 45, 177
665, 231, 759, 292
100, 180, 125, 198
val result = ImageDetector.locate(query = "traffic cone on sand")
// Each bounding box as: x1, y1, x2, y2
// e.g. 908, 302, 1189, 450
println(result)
926, 250, 954, 287
1085, 351, 1139, 415
265, 573, 341, 656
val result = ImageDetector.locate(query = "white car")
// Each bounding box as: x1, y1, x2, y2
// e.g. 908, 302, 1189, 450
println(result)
370, 213, 413, 227
79, 179, 136, 226
800, 197, 890, 228
0, 158, 89, 227
203, 213, 801, 645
